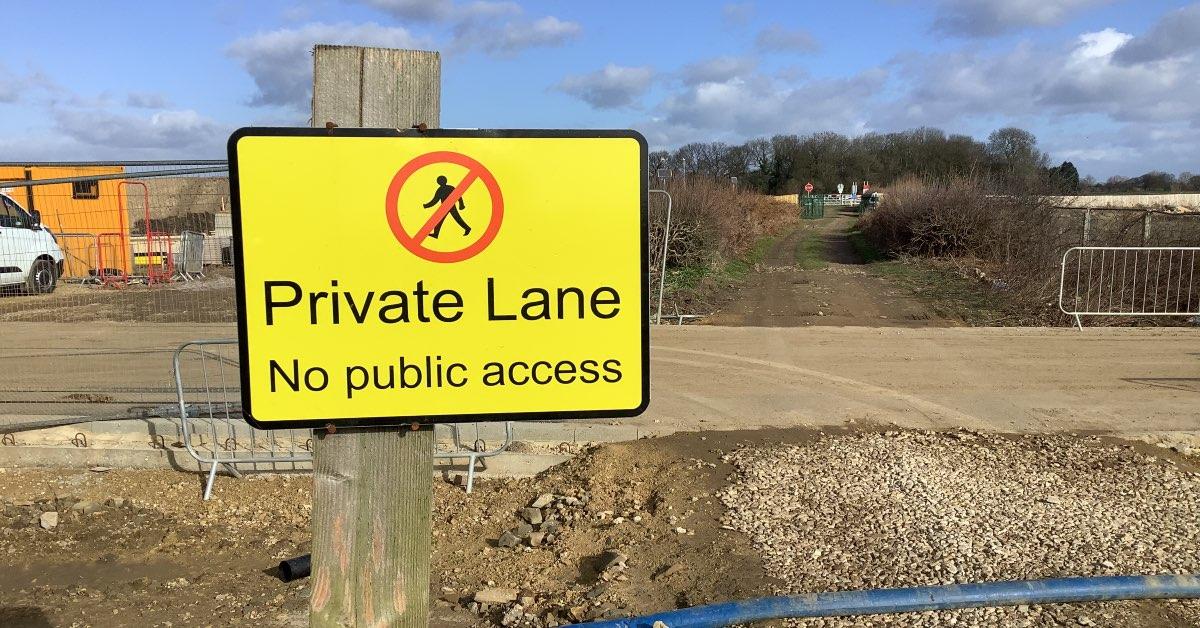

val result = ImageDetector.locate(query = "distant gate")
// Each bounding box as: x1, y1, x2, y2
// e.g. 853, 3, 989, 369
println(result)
800, 195, 825, 219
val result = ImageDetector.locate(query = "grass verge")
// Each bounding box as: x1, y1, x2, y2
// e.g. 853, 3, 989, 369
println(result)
724, 235, 775, 280
662, 233, 780, 313
794, 230, 828, 270
845, 220, 1012, 324
847, 228, 886, 263
869, 259, 1011, 325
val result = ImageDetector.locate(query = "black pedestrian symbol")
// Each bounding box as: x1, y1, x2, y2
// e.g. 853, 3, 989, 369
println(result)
422, 175, 471, 239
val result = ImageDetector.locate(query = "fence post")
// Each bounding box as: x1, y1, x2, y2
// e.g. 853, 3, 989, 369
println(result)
1143, 211, 1152, 246
1082, 209, 1091, 244
309, 45, 439, 628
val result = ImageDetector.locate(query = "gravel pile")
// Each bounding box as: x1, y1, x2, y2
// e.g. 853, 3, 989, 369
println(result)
718, 431, 1200, 627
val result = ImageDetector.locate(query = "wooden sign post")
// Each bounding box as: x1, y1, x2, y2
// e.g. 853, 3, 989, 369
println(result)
227, 43, 648, 628
308, 45, 440, 627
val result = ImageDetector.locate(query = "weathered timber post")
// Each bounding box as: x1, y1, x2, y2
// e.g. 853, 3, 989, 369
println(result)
309, 45, 440, 627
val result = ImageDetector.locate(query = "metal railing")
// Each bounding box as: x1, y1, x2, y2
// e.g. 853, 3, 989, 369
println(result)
1058, 246, 1200, 329
172, 339, 512, 499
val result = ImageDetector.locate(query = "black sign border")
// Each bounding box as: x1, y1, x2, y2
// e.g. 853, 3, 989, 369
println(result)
228, 127, 650, 430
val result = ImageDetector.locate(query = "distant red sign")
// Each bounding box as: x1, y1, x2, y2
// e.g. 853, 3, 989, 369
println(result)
804, 182, 814, 194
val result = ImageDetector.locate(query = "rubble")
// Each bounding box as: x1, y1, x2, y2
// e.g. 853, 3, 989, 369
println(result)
494, 492, 590, 552
474, 588, 520, 605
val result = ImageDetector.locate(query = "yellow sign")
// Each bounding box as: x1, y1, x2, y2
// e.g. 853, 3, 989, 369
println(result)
229, 128, 648, 428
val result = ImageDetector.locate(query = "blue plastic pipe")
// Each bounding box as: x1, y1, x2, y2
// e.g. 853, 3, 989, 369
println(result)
580, 574, 1200, 628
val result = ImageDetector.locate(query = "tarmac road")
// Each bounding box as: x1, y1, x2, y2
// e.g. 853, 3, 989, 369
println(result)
2, 322, 1197, 436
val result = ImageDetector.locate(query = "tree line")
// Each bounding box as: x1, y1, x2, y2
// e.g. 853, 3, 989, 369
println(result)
649, 127, 1199, 196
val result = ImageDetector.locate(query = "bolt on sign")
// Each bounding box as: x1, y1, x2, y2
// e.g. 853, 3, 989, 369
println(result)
228, 128, 649, 429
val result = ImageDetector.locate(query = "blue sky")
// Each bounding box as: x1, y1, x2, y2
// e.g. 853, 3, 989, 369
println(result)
1, 0, 1197, 178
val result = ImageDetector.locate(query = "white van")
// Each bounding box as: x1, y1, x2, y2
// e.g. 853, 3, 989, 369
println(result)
0, 191, 64, 293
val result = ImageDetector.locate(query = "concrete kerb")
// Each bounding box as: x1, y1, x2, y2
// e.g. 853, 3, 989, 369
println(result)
0, 415, 640, 488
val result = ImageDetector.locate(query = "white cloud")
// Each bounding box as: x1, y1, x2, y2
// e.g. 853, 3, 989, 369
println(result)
53, 108, 229, 153
721, 2, 754, 25
476, 15, 581, 55
680, 56, 757, 85
1055, 145, 1127, 162
931, 0, 1111, 38
0, 63, 60, 104
355, 0, 453, 21
555, 64, 655, 110
126, 92, 174, 109
0, 108, 232, 161
869, 25, 1200, 175
642, 12, 1199, 177
349, 0, 579, 55
226, 22, 429, 110
647, 69, 880, 146
754, 25, 819, 53
353, 0, 517, 22
881, 27, 1200, 127
1113, 3, 1200, 64
1040, 29, 1199, 124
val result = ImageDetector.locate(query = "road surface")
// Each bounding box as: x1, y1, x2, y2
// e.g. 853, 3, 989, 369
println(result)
2, 322, 1197, 436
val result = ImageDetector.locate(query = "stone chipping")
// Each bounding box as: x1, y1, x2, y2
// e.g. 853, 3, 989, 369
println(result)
718, 431, 1200, 627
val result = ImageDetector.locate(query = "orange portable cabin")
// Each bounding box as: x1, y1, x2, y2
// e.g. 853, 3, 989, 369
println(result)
0, 165, 131, 279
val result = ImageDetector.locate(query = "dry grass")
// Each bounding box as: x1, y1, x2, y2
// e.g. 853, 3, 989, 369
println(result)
657, 177, 795, 267
650, 177, 796, 314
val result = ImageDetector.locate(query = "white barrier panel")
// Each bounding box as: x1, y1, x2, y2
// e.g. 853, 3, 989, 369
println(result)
1059, 246, 1200, 329
172, 339, 512, 499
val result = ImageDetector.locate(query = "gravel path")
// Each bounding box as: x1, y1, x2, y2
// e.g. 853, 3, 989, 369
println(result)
718, 431, 1200, 627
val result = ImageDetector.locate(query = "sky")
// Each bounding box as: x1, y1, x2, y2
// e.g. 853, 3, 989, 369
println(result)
1, 0, 1198, 179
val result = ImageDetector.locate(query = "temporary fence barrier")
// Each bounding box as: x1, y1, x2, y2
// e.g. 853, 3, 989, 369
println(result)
1058, 246, 1200, 329
172, 338, 513, 499
649, 189, 672, 324
176, 231, 206, 279
53, 232, 103, 280
661, 313, 705, 325
0, 163, 235, 325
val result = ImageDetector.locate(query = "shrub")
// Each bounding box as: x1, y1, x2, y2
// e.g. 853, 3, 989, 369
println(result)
861, 176, 1075, 321
649, 176, 796, 313
655, 176, 794, 269
860, 175, 1200, 324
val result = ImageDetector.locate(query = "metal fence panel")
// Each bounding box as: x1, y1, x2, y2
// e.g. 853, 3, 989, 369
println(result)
176, 231, 206, 277
0, 166, 234, 323
172, 338, 513, 499
1058, 246, 1200, 328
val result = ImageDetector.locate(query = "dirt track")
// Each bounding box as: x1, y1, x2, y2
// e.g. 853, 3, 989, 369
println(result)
3, 323, 1197, 437
707, 211, 954, 327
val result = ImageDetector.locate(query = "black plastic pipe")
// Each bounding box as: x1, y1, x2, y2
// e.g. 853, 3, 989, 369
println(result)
279, 553, 311, 582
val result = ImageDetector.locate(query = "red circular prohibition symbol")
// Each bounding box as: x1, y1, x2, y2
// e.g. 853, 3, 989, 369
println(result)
384, 151, 504, 263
